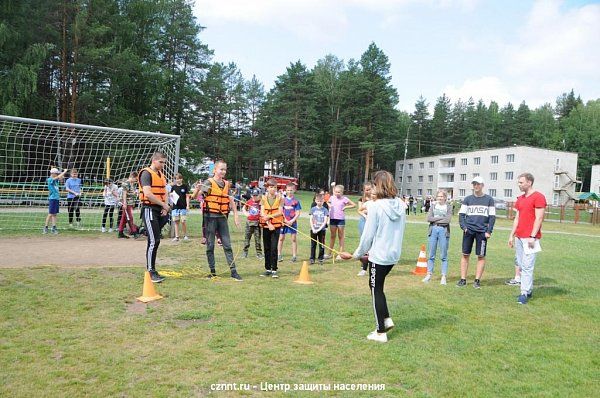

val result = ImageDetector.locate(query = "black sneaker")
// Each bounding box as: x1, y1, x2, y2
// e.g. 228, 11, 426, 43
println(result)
271, 271, 279, 278
473, 279, 481, 289
132, 233, 141, 239
260, 270, 272, 277
309, 259, 315, 265
205, 270, 217, 279
456, 279, 467, 287
150, 271, 165, 283
527, 291, 533, 298
230, 270, 243, 281
118, 232, 129, 239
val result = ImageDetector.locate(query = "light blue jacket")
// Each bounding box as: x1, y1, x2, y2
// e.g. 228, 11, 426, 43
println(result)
352, 197, 406, 266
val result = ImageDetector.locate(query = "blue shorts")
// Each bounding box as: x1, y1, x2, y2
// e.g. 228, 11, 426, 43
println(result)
281, 223, 298, 234
48, 199, 59, 215
462, 230, 488, 257
172, 208, 188, 220
329, 218, 345, 227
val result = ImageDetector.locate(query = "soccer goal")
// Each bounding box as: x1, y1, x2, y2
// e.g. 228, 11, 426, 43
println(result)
0, 115, 180, 231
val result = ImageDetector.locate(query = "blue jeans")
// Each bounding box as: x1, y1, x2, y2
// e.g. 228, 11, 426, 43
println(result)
358, 216, 366, 236
427, 226, 449, 275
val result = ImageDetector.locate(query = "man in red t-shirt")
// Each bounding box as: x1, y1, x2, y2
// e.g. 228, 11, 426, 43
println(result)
508, 172, 547, 304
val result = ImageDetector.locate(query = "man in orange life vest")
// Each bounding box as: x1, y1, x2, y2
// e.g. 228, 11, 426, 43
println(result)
199, 159, 242, 280
138, 151, 171, 283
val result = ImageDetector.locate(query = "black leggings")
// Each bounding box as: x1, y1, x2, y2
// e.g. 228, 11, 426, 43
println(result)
142, 206, 168, 272
102, 205, 115, 228
67, 197, 81, 223
368, 262, 394, 333
262, 227, 281, 271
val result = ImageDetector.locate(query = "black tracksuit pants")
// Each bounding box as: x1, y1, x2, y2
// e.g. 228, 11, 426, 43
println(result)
142, 206, 168, 272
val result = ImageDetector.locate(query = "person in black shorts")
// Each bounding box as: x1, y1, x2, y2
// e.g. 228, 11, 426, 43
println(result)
457, 176, 496, 288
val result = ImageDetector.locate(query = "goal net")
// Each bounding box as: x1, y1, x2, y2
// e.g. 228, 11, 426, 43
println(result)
0, 115, 180, 231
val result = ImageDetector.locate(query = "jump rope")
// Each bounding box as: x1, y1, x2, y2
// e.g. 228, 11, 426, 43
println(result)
160, 192, 346, 280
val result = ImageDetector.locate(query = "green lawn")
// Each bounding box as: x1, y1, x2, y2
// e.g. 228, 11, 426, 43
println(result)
1, 193, 599, 397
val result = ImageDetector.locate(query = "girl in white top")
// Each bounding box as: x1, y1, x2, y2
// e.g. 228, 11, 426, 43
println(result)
102, 179, 119, 232
422, 190, 453, 285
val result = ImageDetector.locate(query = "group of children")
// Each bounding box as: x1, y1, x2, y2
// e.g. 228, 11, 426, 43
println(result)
242, 181, 356, 278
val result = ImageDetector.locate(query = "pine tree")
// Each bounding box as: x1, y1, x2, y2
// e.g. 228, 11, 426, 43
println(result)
430, 94, 451, 155
410, 96, 431, 157
515, 101, 533, 145
555, 89, 583, 120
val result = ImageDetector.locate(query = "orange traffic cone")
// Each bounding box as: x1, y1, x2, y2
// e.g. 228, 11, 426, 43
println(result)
294, 261, 314, 284
411, 244, 428, 275
137, 271, 163, 303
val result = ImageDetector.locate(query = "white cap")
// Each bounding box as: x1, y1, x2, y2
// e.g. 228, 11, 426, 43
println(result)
50, 168, 60, 174
471, 176, 484, 185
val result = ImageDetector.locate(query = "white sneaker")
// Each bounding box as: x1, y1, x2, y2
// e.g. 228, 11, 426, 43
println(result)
69, 223, 74, 228
335, 255, 342, 261
323, 254, 331, 259
183, 236, 189, 241
101, 227, 107, 233
422, 273, 432, 283
440, 275, 447, 285
172, 237, 179, 242
357, 269, 367, 276
384, 318, 394, 331
367, 330, 388, 343
108, 228, 113, 233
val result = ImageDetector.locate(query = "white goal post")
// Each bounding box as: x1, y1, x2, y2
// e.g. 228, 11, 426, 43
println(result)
0, 115, 180, 231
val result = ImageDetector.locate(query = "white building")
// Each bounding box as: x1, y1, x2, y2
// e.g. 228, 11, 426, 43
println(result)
395, 146, 579, 205
591, 165, 600, 194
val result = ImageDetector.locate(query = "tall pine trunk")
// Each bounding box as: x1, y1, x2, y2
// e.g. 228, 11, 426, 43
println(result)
293, 112, 299, 178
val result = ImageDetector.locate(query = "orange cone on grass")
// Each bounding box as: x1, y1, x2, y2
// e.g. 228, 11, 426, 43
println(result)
411, 244, 428, 275
137, 271, 163, 303
294, 261, 314, 284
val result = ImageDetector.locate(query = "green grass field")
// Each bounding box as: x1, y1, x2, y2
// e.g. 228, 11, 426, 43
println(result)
1, 191, 599, 397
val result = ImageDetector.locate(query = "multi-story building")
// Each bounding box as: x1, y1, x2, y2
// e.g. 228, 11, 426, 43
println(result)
395, 146, 579, 205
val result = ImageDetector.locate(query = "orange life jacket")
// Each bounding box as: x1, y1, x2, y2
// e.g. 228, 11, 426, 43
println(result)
138, 167, 167, 206
260, 195, 283, 228
204, 178, 230, 214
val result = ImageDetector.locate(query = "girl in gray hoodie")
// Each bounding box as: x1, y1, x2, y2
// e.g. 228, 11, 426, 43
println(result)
341, 171, 407, 343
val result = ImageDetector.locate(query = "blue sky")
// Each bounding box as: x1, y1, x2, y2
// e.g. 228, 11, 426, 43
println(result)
194, 0, 600, 113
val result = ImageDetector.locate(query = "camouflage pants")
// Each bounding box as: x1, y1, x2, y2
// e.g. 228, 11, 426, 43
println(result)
243, 223, 263, 255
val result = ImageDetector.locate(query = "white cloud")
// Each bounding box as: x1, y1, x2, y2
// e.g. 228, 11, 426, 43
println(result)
443, 76, 513, 105
195, 0, 480, 40
503, 0, 600, 105
443, 1, 600, 109
195, 0, 349, 42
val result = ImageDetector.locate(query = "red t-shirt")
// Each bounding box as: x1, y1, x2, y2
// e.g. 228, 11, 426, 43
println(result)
514, 191, 547, 239
244, 198, 261, 222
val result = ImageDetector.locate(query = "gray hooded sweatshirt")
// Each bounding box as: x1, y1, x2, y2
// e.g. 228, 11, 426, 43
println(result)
352, 197, 407, 266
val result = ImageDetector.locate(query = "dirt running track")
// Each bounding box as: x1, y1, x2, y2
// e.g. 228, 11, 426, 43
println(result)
0, 236, 150, 268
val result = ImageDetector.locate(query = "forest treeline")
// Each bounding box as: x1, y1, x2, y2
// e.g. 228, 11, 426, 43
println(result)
1, 0, 598, 190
